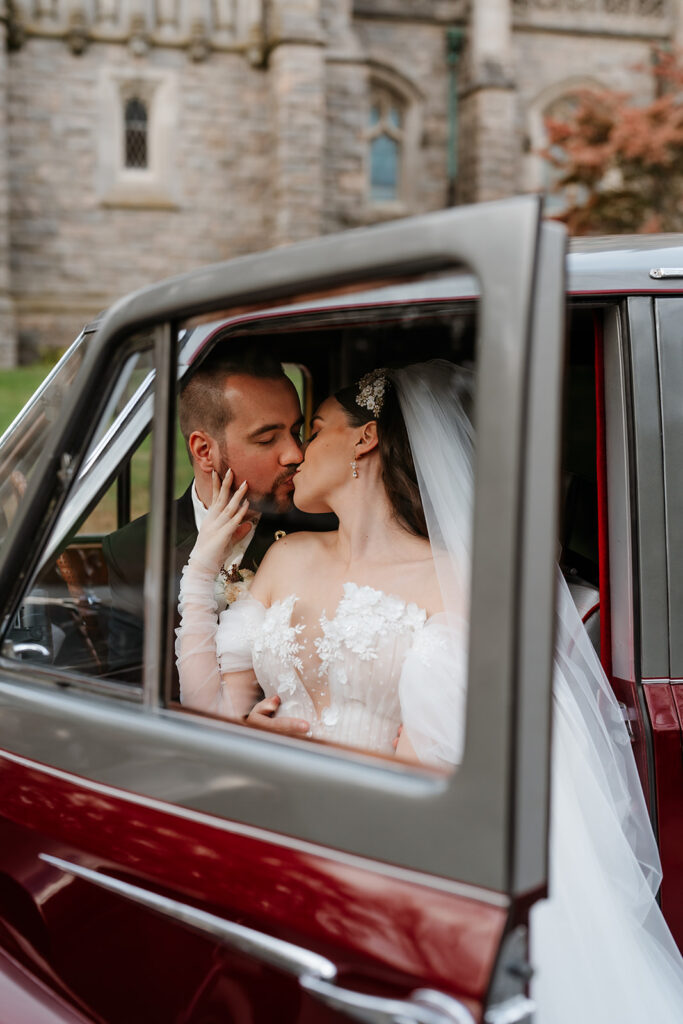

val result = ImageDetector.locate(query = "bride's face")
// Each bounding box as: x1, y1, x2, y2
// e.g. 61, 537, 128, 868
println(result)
293, 397, 359, 513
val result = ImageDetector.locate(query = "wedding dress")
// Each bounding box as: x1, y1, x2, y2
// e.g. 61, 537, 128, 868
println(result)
177, 360, 683, 1023
177, 574, 466, 766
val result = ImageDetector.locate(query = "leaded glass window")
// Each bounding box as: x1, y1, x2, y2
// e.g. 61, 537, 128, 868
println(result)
124, 97, 148, 170
368, 89, 405, 203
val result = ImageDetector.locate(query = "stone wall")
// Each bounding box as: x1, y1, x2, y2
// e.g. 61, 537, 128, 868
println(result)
0, 7, 16, 367
325, 14, 454, 229
8, 38, 272, 357
0, 0, 679, 362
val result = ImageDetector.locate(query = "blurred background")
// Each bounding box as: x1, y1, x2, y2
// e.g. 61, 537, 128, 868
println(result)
0, 0, 680, 418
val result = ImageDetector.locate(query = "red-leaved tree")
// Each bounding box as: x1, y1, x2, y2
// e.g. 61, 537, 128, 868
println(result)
543, 50, 683, 234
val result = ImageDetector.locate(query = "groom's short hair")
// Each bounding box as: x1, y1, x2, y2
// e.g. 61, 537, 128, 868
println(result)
178, 348, 286, 453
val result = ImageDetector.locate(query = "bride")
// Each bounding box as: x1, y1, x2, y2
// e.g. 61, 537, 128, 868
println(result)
176, 360, 683, 1021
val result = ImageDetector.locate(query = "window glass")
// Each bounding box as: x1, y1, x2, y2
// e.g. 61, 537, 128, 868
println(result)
80, 350, 155, 533
388, 106, 402, 128
171, 301, 479, 774
0, 336, 90, 562
3, 347, 156, 692
124, 97, 148, 169
370, 135, 399, 202
368, 88, 405, 203
542, 93, 589, 217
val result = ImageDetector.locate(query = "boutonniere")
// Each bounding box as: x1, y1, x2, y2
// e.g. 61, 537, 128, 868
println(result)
219, 562, 255, 604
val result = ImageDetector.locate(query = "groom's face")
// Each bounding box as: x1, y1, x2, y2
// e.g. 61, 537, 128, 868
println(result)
215, 374, 304, 515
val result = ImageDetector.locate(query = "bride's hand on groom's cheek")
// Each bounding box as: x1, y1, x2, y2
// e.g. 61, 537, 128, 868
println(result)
245, 695, 310, 737
191, 469, 252, 573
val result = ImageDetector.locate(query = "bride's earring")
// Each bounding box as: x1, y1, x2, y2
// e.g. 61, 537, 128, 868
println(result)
350, 458, 358, 478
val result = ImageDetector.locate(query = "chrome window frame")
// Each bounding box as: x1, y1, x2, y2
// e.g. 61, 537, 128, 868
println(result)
654, 296, 683, 680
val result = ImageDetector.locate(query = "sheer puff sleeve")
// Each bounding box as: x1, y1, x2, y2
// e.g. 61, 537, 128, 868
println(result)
175, 561, 264, 718
399, 614, 467, 769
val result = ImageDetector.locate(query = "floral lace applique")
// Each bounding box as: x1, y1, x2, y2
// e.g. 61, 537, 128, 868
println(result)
409, 621, 455, 669
321, 704, 340, 727
315, 582, 427, 681
409, 622, 450, 655
252, 594, 304, 695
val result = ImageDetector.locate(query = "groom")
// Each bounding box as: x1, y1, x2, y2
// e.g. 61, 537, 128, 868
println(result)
103, 348, 305, 682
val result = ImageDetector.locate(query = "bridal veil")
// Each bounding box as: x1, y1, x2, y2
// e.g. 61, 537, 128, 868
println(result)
391, 359, 683, 1022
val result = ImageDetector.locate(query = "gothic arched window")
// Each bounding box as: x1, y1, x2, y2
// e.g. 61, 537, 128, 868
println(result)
124, 97, 148, 169
368, 88, 405, 203
525, 80, 601, 214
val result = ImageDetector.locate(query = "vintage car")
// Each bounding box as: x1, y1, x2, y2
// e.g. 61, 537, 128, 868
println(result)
0, 197, 681, 1023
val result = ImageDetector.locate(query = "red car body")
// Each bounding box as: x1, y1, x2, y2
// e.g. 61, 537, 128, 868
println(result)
0, 200, 681, 1022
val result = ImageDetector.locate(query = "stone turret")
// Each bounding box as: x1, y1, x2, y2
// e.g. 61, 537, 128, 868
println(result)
265, 0, 326, 245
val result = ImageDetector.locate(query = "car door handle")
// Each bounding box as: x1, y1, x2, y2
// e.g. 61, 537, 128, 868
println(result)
300, 974, 476, 1024
41, 853, 476, 1024
39, 853, 337, 981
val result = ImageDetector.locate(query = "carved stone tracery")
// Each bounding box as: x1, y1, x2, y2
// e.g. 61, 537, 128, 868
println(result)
9, 0, 263, 59
513, 0, 668, 15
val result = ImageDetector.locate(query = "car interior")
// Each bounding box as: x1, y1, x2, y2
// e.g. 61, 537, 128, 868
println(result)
2, 295, 604, 732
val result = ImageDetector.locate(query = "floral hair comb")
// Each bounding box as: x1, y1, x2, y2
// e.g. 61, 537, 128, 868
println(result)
356, 368, 388, 416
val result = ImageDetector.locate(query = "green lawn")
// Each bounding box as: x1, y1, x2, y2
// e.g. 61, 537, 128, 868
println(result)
0, 364, 194, 535
0, 364, 54, 436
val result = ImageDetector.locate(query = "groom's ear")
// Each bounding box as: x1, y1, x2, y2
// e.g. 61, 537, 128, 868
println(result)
188, 430, 218, 472
355, 421, 379, 456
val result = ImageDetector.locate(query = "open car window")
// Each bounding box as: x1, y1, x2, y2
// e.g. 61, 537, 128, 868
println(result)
167, 298, 479, 776
0, 330, 92, 562
1, 340, 156, 696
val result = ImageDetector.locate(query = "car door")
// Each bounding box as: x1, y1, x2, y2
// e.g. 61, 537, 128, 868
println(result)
646, 294, 683, 950
0, 197, 565, 1024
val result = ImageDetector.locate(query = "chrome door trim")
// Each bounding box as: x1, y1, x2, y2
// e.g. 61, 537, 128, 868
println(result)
654, 297, 683, 677
42, 852, 479, 1024
625, 297, 669, 679
39, 853, 338, 981
299, 975, 476, 1024
0, 746, 508, 908
483, 995, 535, 1024
143, 323, 176, 709
603, 305, 636, 684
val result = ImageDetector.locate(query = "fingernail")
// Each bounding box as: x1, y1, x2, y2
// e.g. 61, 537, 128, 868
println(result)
240, 479, 248, 488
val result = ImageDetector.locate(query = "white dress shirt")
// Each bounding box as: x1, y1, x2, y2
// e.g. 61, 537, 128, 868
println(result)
192, 482, 260, 612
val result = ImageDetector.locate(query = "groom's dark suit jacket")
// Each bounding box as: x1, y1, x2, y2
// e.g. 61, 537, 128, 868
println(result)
102, 484, 283, 683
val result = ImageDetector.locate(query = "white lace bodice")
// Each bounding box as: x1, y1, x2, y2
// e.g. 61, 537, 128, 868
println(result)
218, 583, 433, 754
177, 565, 466, 766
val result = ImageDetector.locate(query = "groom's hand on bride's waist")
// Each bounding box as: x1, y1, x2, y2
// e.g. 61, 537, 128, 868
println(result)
245, 695, 310, 737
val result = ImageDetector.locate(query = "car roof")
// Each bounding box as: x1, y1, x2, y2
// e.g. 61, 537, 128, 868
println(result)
80, 227, 683, 354
567, 233, 683, 295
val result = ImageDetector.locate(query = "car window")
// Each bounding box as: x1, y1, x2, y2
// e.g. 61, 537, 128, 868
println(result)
0, 336, 90, 561
1, 345, 156, 694
167, 302, 478, 774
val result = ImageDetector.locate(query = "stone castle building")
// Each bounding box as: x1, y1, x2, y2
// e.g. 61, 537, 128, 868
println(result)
0, 0, 680, 364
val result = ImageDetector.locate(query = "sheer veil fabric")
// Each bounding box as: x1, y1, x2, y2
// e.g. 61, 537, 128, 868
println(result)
392, 360, 683, 1021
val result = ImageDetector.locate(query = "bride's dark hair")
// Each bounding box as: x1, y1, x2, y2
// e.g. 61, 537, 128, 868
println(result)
335, 373, 427, 539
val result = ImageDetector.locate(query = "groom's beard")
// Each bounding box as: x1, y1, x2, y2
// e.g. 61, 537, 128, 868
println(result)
216, 452, 297, 516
